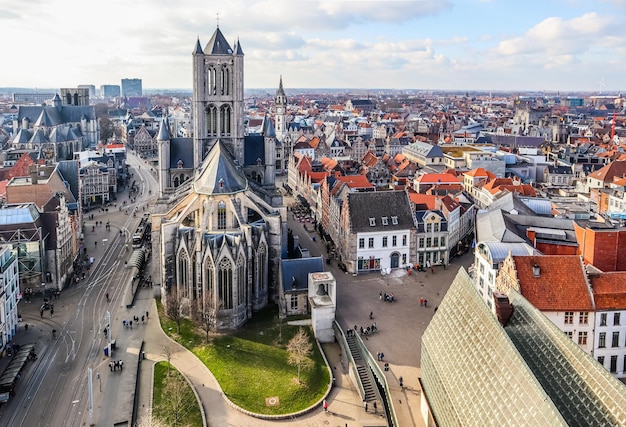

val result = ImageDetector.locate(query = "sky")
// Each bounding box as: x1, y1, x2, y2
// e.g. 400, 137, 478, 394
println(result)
1, 0, 625, 92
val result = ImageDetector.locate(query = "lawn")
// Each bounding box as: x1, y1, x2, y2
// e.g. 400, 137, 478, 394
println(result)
152, 361, 203, 427
156, 299, 330, 415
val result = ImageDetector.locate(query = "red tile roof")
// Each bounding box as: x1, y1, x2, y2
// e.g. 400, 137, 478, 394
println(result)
408, 192, 437, 210
512, 255, 593, 311
590, 272, 626, 310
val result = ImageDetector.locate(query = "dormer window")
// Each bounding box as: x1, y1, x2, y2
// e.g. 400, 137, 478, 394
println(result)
369, 217, 376, 226
391, 216, 398, 225
382, 216, 388, 226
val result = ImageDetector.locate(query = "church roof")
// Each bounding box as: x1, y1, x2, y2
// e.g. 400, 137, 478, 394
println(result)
193, 140, 248, 195
204, 27, 234, 55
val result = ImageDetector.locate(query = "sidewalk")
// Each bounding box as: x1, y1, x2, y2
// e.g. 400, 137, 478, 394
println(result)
136, 291, 387, 427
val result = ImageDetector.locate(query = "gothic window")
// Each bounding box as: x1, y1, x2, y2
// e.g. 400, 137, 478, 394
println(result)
220, 105, 231, 136
179, 253, 189, 298
208, 66, 216, 95
217, 201, 226, 229
174, 176, 180, 187
237, 256, 245, 305
205, 257, 214, 306
208, 105, 217, 136
257, 244, 266, 292
218, 258, 233, 309
220, 66, 230, 96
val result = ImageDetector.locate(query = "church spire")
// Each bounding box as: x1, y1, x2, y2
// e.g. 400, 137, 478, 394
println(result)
193, 37, 203, 55
277, 75, 286, 97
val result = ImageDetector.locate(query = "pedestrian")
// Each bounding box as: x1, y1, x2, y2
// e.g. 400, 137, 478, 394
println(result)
399, 376, 403, 387
424, 299, 428, 307
420, 297, 424, 306
106, 293, 110, 302
434, 305, 438, 313
40, 309, 44, 318
50, 305, 54, 317
25, 323, 28, 331
146, 311, 149, 319
129, 320, 133, 329
119, 360, 123, 370
431, 266, 434, 274
323, 399, 328, 412
141, 315, 145, 323
379, 291, 383, 301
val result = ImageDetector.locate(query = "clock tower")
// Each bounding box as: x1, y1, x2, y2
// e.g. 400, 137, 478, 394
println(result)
274, 76, 287, 138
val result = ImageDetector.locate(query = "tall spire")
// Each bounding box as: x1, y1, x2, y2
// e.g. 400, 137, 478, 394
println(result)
277, 75, 286, 97
193, 37, 203, 55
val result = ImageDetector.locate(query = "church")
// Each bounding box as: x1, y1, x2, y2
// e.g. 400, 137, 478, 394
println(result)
151, 26, 286, 330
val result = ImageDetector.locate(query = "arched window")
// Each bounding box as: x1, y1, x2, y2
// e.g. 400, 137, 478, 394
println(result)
174, 176, 180, 187
179, 253, 189, 298
217, 201, 226, 229
208, 66, 216, 95
220, 66, 230, 95
220, 105, 231, 136
237, 256, 245, 305
208, 105, 217, 136
218, 258, 233, 309
257, 244, 266, 292
205, 258, 215, 298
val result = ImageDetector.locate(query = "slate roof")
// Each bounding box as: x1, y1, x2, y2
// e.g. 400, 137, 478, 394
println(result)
347, 191, 413, 232
57, 160, 80, 201
169, 137, 193, 169
422, 268, 626, 427
204, 27, 234, 55
193, 139, 247, 195
17, 104, 95, 125
244, 135, 265, 166
511, 255, 593, 311
281, 257, 324, 292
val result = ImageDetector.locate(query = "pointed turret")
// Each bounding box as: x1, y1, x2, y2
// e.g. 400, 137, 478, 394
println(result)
234, 38, 244, 55
262, 114, 276, 138
204, 27, 233, 55
53, 93, 62, 111
193, 37, 203, 55
156, 118, 170, 141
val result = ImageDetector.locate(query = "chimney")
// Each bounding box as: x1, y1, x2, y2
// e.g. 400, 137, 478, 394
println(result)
532, 264, 540, 277
493, 292, 514, 327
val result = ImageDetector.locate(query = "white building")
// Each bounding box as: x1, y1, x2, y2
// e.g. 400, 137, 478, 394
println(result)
0, 245, 20, 353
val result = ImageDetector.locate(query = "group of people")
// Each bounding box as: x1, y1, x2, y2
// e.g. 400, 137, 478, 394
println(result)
420, 298, 429, 307
109, 359, 124, 371
123, 311, 149, 329
380, 291, 395, 303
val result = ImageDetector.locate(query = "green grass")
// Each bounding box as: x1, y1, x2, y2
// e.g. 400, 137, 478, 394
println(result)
156, 299, 330, 415
152, 361, 203, 427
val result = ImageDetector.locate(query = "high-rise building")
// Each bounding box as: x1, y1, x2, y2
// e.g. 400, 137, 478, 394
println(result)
121, 78, 142, 97
100, 85, 120, 98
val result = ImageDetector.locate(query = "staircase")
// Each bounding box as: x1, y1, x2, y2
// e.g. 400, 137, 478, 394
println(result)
346, 334, 377, 403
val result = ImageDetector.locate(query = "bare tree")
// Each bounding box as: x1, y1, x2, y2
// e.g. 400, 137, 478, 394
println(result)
287, 327, 314, 384
157, 371, 195, 427
160, 344, 174, 376
166, 287, 184, 334
193, 291, 224, 342
136, 414, 168, 427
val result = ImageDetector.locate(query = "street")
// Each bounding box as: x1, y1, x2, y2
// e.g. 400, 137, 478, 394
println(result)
0, 152, 159, 427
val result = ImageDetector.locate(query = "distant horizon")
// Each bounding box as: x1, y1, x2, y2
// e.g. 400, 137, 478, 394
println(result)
1, 87, 624, 97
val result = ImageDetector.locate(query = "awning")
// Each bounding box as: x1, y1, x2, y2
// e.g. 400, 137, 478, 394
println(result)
127, 248, 146, 269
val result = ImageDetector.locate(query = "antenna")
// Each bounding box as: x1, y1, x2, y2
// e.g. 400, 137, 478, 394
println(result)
216, 12, 219, 28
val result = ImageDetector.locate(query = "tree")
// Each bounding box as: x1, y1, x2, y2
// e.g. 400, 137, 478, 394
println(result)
286, 327, 314, 384
99, 117, 114, 142
193, 291, 223, 342
157, 370, 195, 427
137, 414, 168, 427
166, 287, 184, 334
160, 344, 174, 376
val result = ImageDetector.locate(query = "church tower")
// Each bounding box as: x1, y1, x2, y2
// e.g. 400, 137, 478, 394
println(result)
274, 76, 287, 139
192, 27, 245, 169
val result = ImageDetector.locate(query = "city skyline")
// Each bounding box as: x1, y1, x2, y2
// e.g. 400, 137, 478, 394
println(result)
1, 0, 625, 92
